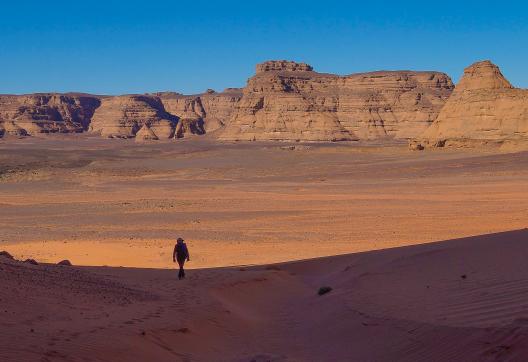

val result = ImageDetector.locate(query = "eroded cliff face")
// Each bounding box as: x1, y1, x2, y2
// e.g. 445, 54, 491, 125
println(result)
83, 88, 242, 140
0, 94, 100, 137
219, 60, 454, 142
89, 95, 177, 139
156, 88, 242, 133
0, 61, 455, 142
411, 61, 528, 149
0, 88, 242, 140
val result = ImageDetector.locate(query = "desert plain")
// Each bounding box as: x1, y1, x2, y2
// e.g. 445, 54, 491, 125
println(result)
2, 135, 527, 269
2, 134, 528, 361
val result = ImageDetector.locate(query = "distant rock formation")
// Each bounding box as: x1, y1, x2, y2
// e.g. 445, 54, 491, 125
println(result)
156, 89, 242, 133
135, 124, 160, 141
89, 95, 177, 139
0, 89, 242, 140
411, 61, 528, 149
219, 60, 454, 142
256, 60, 313, 73
0, 94, 100, 137
0, 61, 455, 143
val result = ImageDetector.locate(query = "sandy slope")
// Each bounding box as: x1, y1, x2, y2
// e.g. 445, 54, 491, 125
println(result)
3, 229, 528, 361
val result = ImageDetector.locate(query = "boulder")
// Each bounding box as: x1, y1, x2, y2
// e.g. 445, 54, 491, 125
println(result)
57, 259, 72, 266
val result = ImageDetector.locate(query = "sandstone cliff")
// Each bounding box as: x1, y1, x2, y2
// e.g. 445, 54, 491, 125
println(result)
0, 61, 455, 143
155, 88, 242, 133
87, 88, 242, 139
411, 61, 528, 149
219, 60, 454, 142
0, 94, 100, 137
89, 95, 177, 139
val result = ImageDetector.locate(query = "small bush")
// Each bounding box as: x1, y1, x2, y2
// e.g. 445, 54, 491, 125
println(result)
318, 286, 332, 296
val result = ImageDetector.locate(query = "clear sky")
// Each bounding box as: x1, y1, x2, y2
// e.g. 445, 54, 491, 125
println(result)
1, 0, 527, 95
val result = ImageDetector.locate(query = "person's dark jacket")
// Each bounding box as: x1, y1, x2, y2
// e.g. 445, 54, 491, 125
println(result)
173, 243, 190, 263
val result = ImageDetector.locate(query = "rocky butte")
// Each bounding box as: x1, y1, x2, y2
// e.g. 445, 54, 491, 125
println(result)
411, 60, 528, 149
219, 60, 454, 142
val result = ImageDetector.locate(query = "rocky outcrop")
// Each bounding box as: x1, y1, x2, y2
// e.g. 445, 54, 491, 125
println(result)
219, 60, 454, 142
0, 61, 455, 143
155, 88, 242, 133
89, 89, 242, 140
256, 60, 313, 73
135, 124, 159, 141
411, 61, 528, 149
89, 95, 178, 139
0, 94, 100, 137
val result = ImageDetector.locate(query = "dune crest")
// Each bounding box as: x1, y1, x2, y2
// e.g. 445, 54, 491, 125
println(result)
3, 230, 528, 360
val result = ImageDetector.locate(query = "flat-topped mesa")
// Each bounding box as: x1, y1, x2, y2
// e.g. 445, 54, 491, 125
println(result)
220, 61, 454, 142
256, 60, 314, 73
411, 60, 528, 150
456, 60, 513, 91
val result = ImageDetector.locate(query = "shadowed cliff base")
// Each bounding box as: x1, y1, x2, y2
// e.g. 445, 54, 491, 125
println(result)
3, 229, 528, 361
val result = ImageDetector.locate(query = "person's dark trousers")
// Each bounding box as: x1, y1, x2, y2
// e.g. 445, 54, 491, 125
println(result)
177, 259, 186, 279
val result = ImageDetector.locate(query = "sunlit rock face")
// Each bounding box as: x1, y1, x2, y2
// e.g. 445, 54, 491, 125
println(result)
219, 60, 454, 142
412, 61, 528, 149
0, 93, 100, 137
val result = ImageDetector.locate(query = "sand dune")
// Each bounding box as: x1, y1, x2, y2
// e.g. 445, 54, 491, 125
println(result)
3, 229, 528, 361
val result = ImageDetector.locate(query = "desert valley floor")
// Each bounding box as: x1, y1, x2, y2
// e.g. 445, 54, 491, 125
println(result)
2, 136, 528, 361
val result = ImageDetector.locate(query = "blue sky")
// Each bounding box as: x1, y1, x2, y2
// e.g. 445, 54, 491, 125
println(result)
1, 0, 527, 95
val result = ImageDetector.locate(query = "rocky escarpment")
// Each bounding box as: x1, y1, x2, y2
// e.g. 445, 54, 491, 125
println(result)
89, 95, 179, 139
0, 61, 454, 142
0, 94, 100, 137
86, 88, 242, 140
411, 61, 528, 149
219, 60, 454, 142
0, 89, 241, 140
155, 88, 242, 133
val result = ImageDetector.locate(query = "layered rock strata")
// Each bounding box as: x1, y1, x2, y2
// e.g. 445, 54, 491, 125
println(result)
411, 61, 528, 149
0, 94, 100, 137
89, 95, 177, 139
0, 89, 242, 140
155, 89, 242, 133
219, 60, 454, 142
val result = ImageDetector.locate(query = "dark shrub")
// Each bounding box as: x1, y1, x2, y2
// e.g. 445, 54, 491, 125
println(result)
318, 286, 332, 296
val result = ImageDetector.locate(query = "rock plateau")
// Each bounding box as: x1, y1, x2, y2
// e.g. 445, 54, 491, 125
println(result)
219, 60, 454, 142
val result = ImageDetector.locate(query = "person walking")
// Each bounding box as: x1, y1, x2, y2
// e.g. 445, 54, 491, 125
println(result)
173, 237, 190, 279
